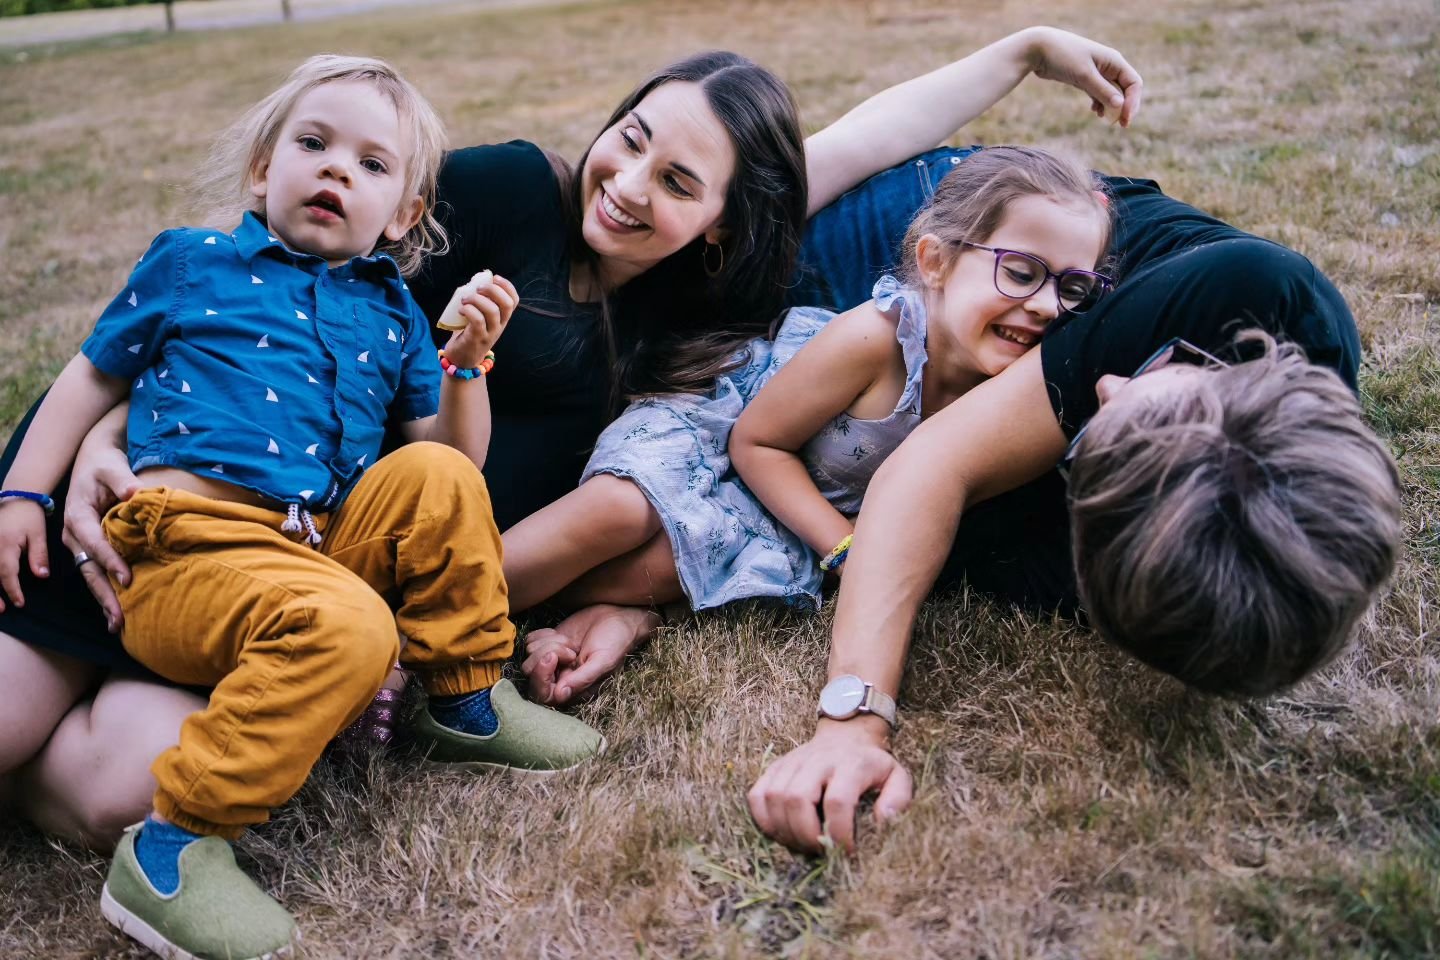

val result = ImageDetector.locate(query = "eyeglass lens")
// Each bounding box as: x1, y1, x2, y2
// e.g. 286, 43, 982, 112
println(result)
995, 251, 1104, 310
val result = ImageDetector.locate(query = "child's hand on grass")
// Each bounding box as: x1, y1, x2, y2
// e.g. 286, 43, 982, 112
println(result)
438, 270, 519, 370
0, 499, 50, 610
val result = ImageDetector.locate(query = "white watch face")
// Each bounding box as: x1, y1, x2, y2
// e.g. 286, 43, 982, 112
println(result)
819, 674, 867, 719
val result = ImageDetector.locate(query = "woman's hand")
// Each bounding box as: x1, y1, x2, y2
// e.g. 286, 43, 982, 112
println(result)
805, 27, 1143, 215
521, 604, 660, 705
1021, 26, 1144, 127
0, 501, 49, 610
442, 272, 518, 369
748, 718, 912, 853
63, 433, 140, 632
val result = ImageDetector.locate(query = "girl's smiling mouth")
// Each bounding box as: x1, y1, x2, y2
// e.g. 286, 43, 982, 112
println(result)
993, 323, 1041, 348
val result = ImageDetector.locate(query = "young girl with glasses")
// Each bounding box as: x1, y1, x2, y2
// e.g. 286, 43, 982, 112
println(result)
502, 146, 1113, 704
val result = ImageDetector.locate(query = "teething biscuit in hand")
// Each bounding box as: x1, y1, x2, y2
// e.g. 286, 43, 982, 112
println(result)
437, 269, 494, 331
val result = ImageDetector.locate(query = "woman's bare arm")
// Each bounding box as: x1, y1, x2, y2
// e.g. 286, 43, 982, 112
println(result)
805, 26, 1143, 215
747, 348, 1070, 853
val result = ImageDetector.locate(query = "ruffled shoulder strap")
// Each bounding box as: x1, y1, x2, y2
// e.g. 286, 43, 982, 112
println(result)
871, 274, 929, 416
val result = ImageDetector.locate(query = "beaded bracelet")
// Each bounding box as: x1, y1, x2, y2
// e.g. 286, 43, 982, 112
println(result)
818, 533, 853, 572
0, 490, 55, 515
438, 349, 496, 380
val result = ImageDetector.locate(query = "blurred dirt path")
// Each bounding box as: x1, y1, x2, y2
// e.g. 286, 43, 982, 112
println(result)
0, 0, 595, 48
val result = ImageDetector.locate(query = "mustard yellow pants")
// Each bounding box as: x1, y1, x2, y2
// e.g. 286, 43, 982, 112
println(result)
103, 442, 513, 838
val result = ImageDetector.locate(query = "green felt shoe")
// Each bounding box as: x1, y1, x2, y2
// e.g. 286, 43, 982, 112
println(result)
101, 825, 296, 960
410, 678, 605, 775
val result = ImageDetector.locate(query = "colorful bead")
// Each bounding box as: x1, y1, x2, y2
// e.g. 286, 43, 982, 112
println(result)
819, 533, 853, 572
437, 349, 493, 380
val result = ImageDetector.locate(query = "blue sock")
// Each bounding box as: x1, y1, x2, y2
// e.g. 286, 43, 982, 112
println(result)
133, 816, 204, 896
429, 686, 499, 736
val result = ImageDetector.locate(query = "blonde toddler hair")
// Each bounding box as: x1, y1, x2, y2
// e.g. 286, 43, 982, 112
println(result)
194, 54, 446, 276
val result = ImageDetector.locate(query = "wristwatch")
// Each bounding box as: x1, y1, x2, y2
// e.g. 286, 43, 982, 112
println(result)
816, 674, 897, 729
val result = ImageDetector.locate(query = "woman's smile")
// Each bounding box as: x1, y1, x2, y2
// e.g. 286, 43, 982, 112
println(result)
597, 187, 647, 231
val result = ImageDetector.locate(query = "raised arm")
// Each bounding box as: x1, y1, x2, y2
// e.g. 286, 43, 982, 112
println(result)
805, 27, 1143, 215
747, 348, 1069, 853
402, 274, 517, 467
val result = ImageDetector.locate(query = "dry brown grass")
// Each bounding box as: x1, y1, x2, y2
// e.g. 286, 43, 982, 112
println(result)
2, 0, 1438, 956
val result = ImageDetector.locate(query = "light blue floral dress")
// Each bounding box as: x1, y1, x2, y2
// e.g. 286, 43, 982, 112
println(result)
581, 276, 930, 610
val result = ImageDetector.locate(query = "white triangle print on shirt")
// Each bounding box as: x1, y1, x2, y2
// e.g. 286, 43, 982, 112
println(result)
152, 410, 158, 422
134, 378, 143, 389
158, 368, 168, 378
127, 343, 142, 354
266, 388, 279, 402
267, 438, 280, 454
204, 236, 217, 245
205, 309, 218, 316
251, 275, 263, 285
299, 490, 315, 500
305, 443, 319, 455
181, 381, 191, 393
211, 464, 225, 474
387, 328, 398, 342
357, 351, 369, 363
127, 291, 137, 307
177, 421, 189, 435
357, 454, 367, 466
306, 374, 319, 384
257, 334, 270, 348
296, 310, 308, 320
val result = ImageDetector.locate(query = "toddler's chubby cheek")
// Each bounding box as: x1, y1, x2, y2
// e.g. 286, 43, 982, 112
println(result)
437, 270, 495, 331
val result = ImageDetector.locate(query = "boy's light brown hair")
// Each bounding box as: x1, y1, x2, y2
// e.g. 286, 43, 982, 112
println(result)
194, 54, 447, 277
1066, 332, 1402, 697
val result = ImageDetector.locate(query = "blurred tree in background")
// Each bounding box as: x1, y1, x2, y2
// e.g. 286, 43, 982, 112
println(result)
1, 0, 152, 14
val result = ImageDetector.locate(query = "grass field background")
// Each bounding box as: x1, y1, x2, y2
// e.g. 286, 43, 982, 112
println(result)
1, 0, 1437, 956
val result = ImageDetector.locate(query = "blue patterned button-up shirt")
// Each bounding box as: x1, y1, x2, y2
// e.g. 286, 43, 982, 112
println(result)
82, 213, 440, 511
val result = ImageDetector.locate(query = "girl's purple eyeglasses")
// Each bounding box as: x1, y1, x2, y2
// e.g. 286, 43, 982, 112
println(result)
962, 241, 1113, 314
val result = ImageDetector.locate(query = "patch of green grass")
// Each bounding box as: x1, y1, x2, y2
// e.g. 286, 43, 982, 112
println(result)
1163, 21, 1214, 45
1227, 838, 1440, 957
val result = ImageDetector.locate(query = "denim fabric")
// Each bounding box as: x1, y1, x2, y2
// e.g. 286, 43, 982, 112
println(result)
789, 145, 983, 312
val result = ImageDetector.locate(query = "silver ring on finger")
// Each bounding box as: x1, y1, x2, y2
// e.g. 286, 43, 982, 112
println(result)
73, 551, 93, 568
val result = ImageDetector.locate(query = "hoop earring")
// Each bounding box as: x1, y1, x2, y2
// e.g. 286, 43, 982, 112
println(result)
703, 241, 724, 278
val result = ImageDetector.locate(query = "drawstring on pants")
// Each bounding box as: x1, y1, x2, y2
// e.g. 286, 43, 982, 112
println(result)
281, 502, 323, 546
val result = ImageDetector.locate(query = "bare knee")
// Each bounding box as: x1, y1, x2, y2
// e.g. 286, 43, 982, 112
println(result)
14, 685, 186, 850
0, 633, 98, 774
577, 474, 661, 543
76, 780, 155, 848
